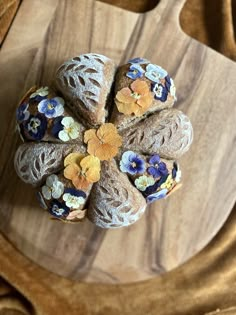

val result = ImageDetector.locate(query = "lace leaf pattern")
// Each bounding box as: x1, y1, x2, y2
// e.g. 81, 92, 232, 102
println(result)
121, 109, 193, 159
56, 53, 116, 125
14, 143, 85, 187
88, 161, 146, 228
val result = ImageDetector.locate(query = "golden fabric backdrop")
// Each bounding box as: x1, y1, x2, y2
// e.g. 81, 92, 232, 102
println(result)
0, 0, 235, 314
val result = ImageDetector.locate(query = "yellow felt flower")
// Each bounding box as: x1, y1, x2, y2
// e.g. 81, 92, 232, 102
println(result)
160, 175, 174, 190
115, 79, 152, 116
84, 123, 122, 161
64, 153, 101, 190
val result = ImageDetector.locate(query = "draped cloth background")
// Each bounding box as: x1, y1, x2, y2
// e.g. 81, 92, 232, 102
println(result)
0, 0, 235, 314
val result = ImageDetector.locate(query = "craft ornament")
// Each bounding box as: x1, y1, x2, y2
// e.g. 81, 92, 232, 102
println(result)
14, 53, 193, 228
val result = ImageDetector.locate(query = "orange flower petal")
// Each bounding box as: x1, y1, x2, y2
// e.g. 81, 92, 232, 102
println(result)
84, 129, 97, 144
66, 209, 86, 221
97, 123, 122, 147
64, 152, 86, 167
167, 183, 182, 197
86, 138, 101, 156
115, 100, 137, 115
94, 143, 118, 161
137, 94, 152, 109
132, 106, 147, 117
131, 79, 150, 95
64, 163, 81, 180
116, 87, 134, 103
72, 175, 91, 190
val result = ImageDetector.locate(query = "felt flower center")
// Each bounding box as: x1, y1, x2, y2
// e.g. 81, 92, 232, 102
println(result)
131, 92, 141, 99
29, 118, 40, 132
47, 103, 54, 110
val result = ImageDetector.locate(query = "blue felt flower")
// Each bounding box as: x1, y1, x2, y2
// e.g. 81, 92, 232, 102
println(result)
49, 200, 70, 218
165, 75, 171, 91
143, 173, 169, 196
120, 151, 145, 175
165, 75, 176, 100
126, 64, 145, 80
152, 83, 168, 102
51, 116, 63, 138
128, 57, 149, 64
16, 103, 30, 122
146, 188, 168, 204
147, 154, 168, 178
38, 97, 65, 118
145, 64, 168, 83
22, 113, 47, 140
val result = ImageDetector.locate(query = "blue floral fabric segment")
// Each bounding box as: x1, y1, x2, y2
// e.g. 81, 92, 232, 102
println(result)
49, 200, 70, 218
38, 97, 64, 119
147, 154, 168, 178
120, 151, 145, 175
119, 150, 181, 205
51, 116, 63, 138
16, 103, 30, 122
152, 83, 168, 102
128, 57, 149, 64
22, 114, 47, 140
126, 64, 145, 80
146, 188, 168, 203
145, 64, 167, 83
143, 174, 169, 196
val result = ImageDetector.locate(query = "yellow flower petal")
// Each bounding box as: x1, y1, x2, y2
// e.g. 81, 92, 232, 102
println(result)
64, 163, 81, 180
80, 155, 101, 182
64, 152, 86, 167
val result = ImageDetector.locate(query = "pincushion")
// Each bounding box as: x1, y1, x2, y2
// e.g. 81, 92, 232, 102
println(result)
14, 53, 193, 228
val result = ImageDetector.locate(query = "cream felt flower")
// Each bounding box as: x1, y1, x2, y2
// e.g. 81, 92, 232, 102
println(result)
58, 117, 80, 142
42, 174, 64, 200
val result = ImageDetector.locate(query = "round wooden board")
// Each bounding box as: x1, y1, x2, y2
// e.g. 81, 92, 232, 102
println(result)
0, 0, 236, 284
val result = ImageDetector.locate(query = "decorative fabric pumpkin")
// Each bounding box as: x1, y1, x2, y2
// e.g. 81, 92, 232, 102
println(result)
14, 53, 193, 229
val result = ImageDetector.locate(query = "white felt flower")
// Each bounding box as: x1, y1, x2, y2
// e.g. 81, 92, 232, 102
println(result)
170, 78, 176, 99
58, 117, 80, 142
42, 174, 64, 200
175, 169, 182, 183
134, 175, 155, 191
30, 86, 49, 98
63, 192, 85, 209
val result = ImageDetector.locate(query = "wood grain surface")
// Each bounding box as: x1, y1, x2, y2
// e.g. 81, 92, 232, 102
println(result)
0, 0, 236, 284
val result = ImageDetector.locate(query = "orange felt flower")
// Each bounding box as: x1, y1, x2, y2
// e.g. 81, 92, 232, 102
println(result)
84, 123, 122, 161
64, 153, 101, 190
115, 79, 152, 116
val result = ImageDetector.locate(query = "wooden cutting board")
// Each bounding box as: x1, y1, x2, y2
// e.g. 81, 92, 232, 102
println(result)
0, 0, 235, 284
